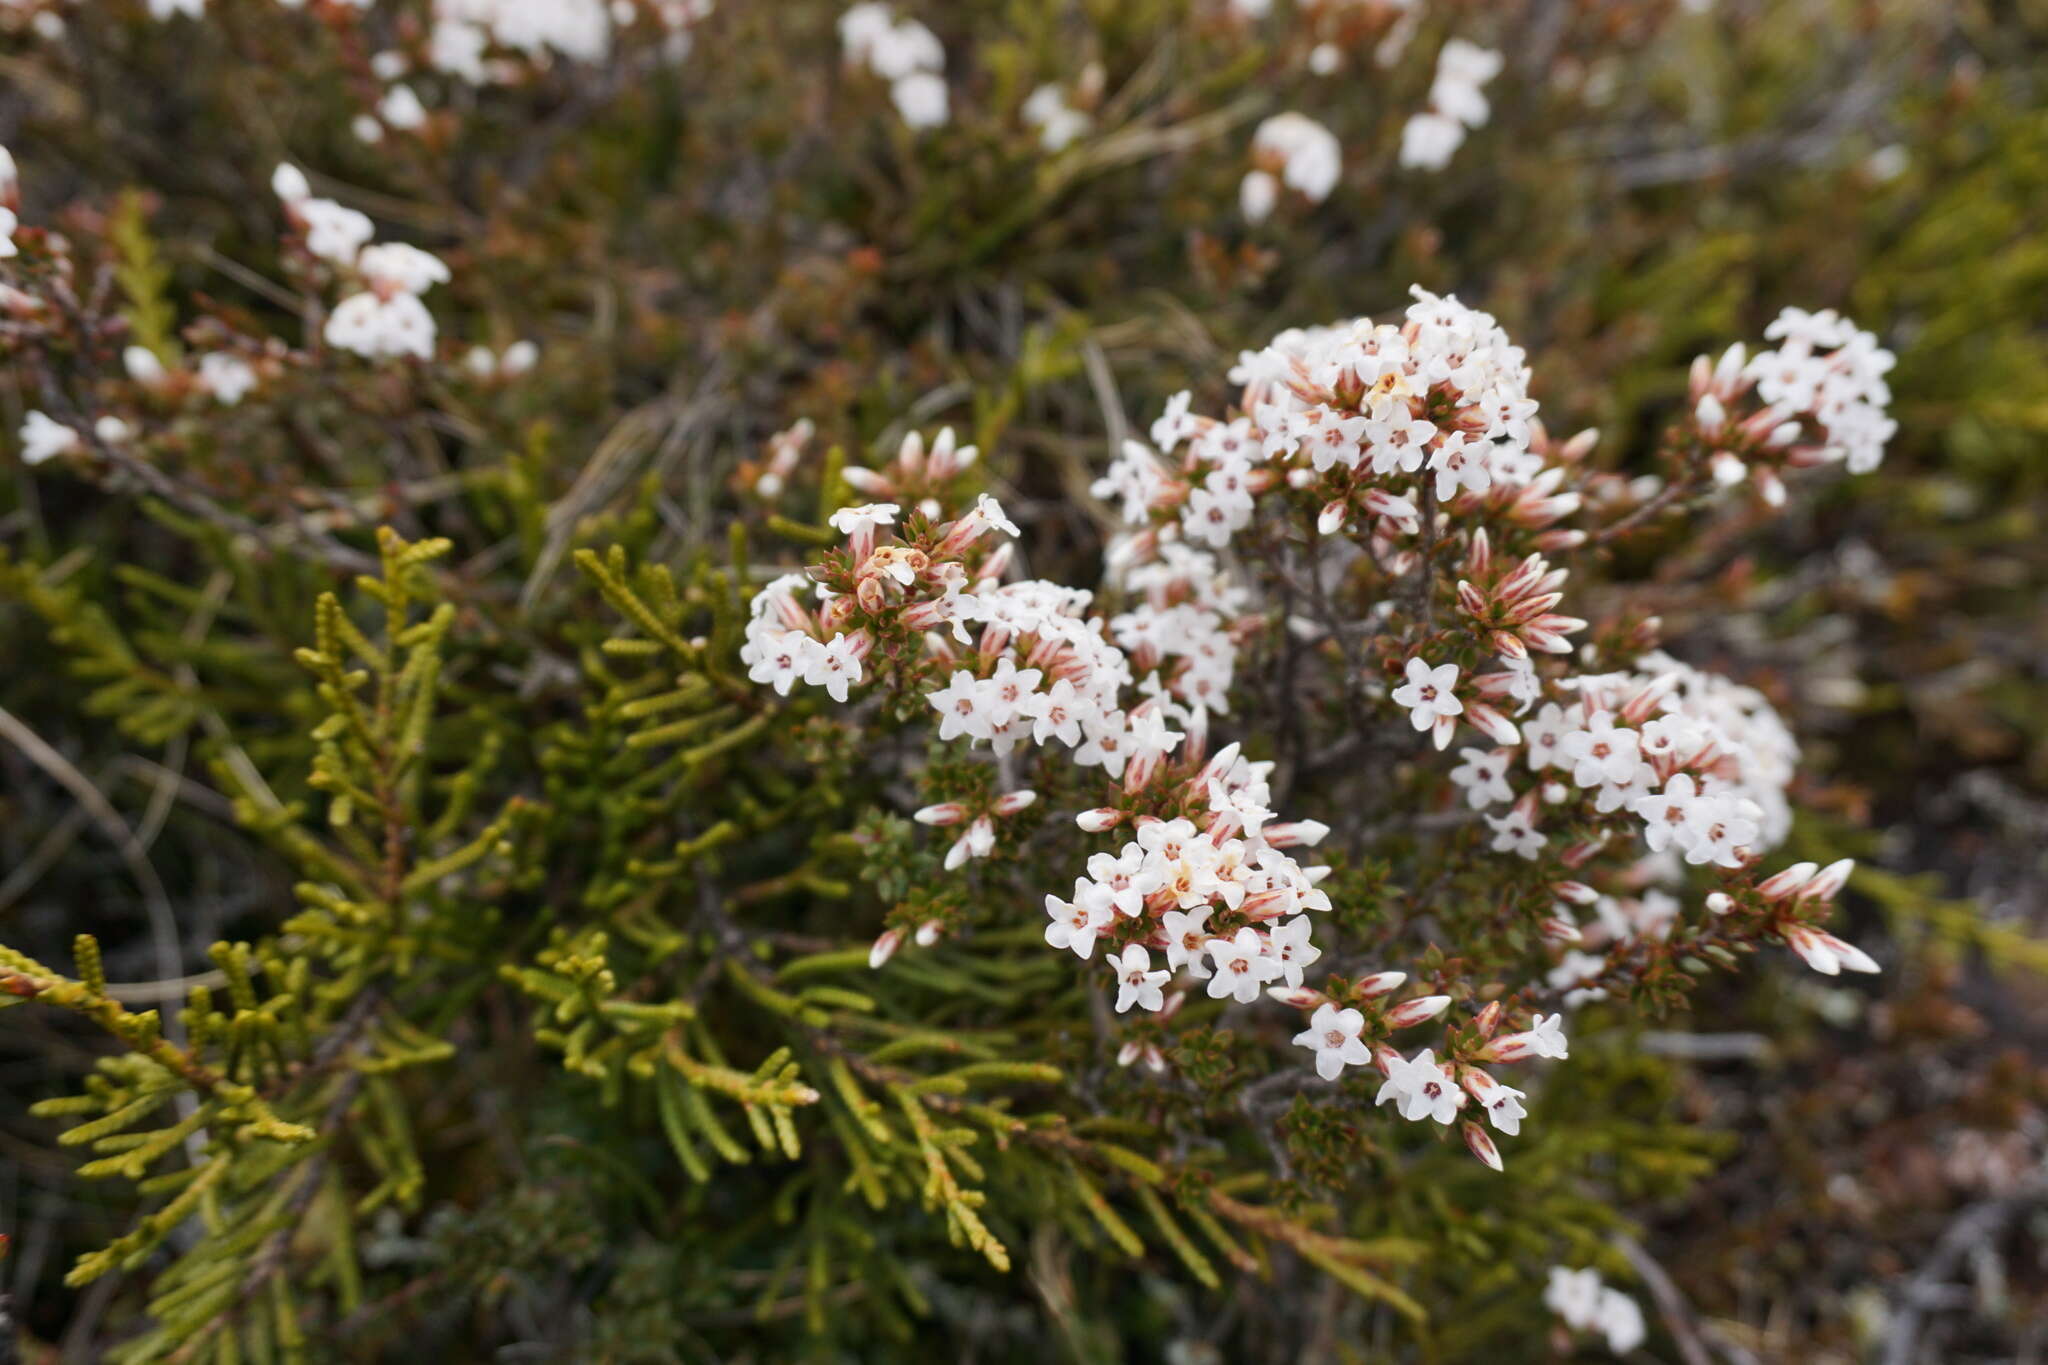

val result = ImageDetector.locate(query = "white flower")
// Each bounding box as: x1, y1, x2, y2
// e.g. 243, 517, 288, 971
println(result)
1292, 1003, 1370, 1081
829, 502, 900, 536
19, 411, 80, 464
1375, 1048, 1464, 1124
1250, 112, 1342, 204
1463, 1070, 1528, 1134
744, 632, 809, 696
1450, 747, 1513, 809
1044, 883, 1111, 959
1485, 806, 1543, 859
379, 84, 429, 131
1544, 1267, 1604, 1331
1681, 793, 1761, 869
1399, 112, 1464, 170
198, 352, 258, 405
1159, 907, 1213, 979
1109, 944, 1169, 1013
0, 206, 18, 260
1493, 1012, 1569, 1060
296, 198, 375, 266
1558, 712, 1641, 789
800, 633, 864, 702
891, 72, 949, 129
973, 492, 1021, 537
1597, 1288, 1646, 1354
1392, 657, 1463, 742
1204, 926, 1280, 1003
1266, 915, 1321, 988
1022, 84, 1090, 151
357, 243, 449, 295
325, 290, 437, 360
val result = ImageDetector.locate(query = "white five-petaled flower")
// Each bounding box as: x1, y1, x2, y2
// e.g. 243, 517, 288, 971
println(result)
1205, 927, 1280, 1003
1462, 1070, 1529, 1135
19, 411, 80, 465
1109, 943, 1169, 1013
1392, 657, 1463, 749
829, 502, 900, 536
1043, 883, 1112, 959
1543, 1267, 1603, 1331
800, 633, 864, 703
1375, 1048, 1464, 1125
1292, 1003, 1370, 1081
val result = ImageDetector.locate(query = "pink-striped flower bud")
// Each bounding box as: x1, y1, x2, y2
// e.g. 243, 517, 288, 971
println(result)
1471, 1000, 1503, 1037
914, 920, 943, 947
1538, 914, 1582, 943
1462, 1120, 1505, 1172
914, 802, 967, 826
1265, 985, 1327, 1010
1261, 819, 1330, 848
868, 928, 904, 969
1356, 970, 1407, 1000
840, 466, 892, 497
1465, 702, 1521, 746
1075, 808, 1123, 833
1552, 880, 1598, 906
1317, 499, 1348, 536
992, 789, 1037, 816
1385, 994, 1452, 1029
1755, 861, 1817, 902
1705, 891, 1734, 915
1799, 858, 1854, 903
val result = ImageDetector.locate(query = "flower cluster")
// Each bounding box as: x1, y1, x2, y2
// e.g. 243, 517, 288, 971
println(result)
1400, 38, 1503, 170
725, 277, 1891, 1182
1544, 1267, 1646, 1355
1241, 113, 1342, 223
839, 3, 949, 129
273, 164, 448, 361
1679, 306, 1898, 506
1023, 74, 1097, 152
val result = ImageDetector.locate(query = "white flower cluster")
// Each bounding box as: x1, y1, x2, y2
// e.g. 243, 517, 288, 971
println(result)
1684, 306, 1895, 505
1240, 113, 1342, 223
1399, 39, 1502, 170
1103, 287, 1557, 612
273, 165, 448, 362
1746, 306, 1897, 474
839, 4, 948, 129
1544, 1267, 1646, 1355
1023, 83, 1091, 152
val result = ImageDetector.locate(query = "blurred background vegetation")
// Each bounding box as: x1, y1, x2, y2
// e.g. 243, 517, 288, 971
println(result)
1, 0, 2045, 1359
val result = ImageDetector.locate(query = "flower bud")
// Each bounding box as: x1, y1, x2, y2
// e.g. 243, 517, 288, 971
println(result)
993, 789, 1037, 816
914, 802, 966, 826
868, 928, 904, 969
1355, 971, 1407, 1000
1800, 858, 1855, 903
1384, 994, 1451, 1028
1266, 985, 1326, 1010
1076, 808, 1123, 833
1462, 1120, 1505, 1172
